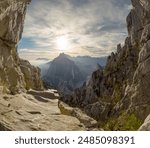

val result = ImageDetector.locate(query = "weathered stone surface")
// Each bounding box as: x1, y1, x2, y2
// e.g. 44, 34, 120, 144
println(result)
0, 0, 43, 94
58, 101, 98, 129
20, 59, 43, 90
0, 0, 31, 43
139, 114, 150, 131
84, 102, 111, 121
0, 91, 86, 131
27, 89, 59, 100
123, 0, 150, 120
58, 101, 74, 116
127, 9, 142, 45
0, 40, 26, 94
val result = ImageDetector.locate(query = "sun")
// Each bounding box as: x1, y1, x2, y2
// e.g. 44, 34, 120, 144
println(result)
56, 36, 70, 51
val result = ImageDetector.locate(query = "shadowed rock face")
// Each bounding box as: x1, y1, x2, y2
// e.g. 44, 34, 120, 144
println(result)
0, 0, 43, 94
125, 0, 150, 120
44, 53, 84, 94
61, 0, 150, 129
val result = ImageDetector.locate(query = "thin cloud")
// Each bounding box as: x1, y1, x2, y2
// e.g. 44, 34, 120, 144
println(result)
19, 0, 131, 65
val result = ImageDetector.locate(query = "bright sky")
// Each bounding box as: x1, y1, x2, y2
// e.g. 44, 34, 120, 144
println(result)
18, 0, 131, 65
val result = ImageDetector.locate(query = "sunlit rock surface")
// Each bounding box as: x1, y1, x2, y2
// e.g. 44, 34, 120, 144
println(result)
58, 101, 98, 130
139, 114, 150, 131
0, 0, 43, 94
0, 90, 86, 131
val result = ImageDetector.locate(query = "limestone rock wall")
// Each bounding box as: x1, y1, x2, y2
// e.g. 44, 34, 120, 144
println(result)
124, 0, 150, 120
19, 59, 43, 90
0, 0, 43, 94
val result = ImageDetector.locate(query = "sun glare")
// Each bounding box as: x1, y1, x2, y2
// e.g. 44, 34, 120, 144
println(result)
56, 36, 70, 51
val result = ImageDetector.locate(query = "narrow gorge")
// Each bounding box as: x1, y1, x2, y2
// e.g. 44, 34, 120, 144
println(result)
0, 0, 150, 131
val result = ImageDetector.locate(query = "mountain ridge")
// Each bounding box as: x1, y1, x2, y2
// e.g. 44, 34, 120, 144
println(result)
42, 53, 85, 94
40, 53, 107, 94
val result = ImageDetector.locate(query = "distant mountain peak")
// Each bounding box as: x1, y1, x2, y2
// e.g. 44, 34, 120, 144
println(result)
42, 53, 84, 94
58, 53, 70, 59
39, 54, 107, 94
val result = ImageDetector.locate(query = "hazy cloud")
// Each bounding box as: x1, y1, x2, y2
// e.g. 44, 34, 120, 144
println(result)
18, 0, 131, 65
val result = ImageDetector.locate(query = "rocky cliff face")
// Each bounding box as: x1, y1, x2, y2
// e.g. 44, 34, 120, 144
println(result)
0, 0, 43, 94
62, 0, 150, 130
19, 59, 43, 90
123, 0, 150, 120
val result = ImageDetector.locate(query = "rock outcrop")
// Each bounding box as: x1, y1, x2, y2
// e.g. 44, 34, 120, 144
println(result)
0, 91, 86, 131
139, 114, 150, 131
19, 59, 43, 90
58, 101, 98, 130
61, 0, 150, 130
0, 0, 43, 94
123, 0, 150, 121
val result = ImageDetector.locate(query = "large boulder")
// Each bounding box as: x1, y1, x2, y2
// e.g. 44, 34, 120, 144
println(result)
58, 101, 98, 129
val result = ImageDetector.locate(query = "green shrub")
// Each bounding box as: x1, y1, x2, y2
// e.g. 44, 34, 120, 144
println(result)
103, 112, 142, 131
